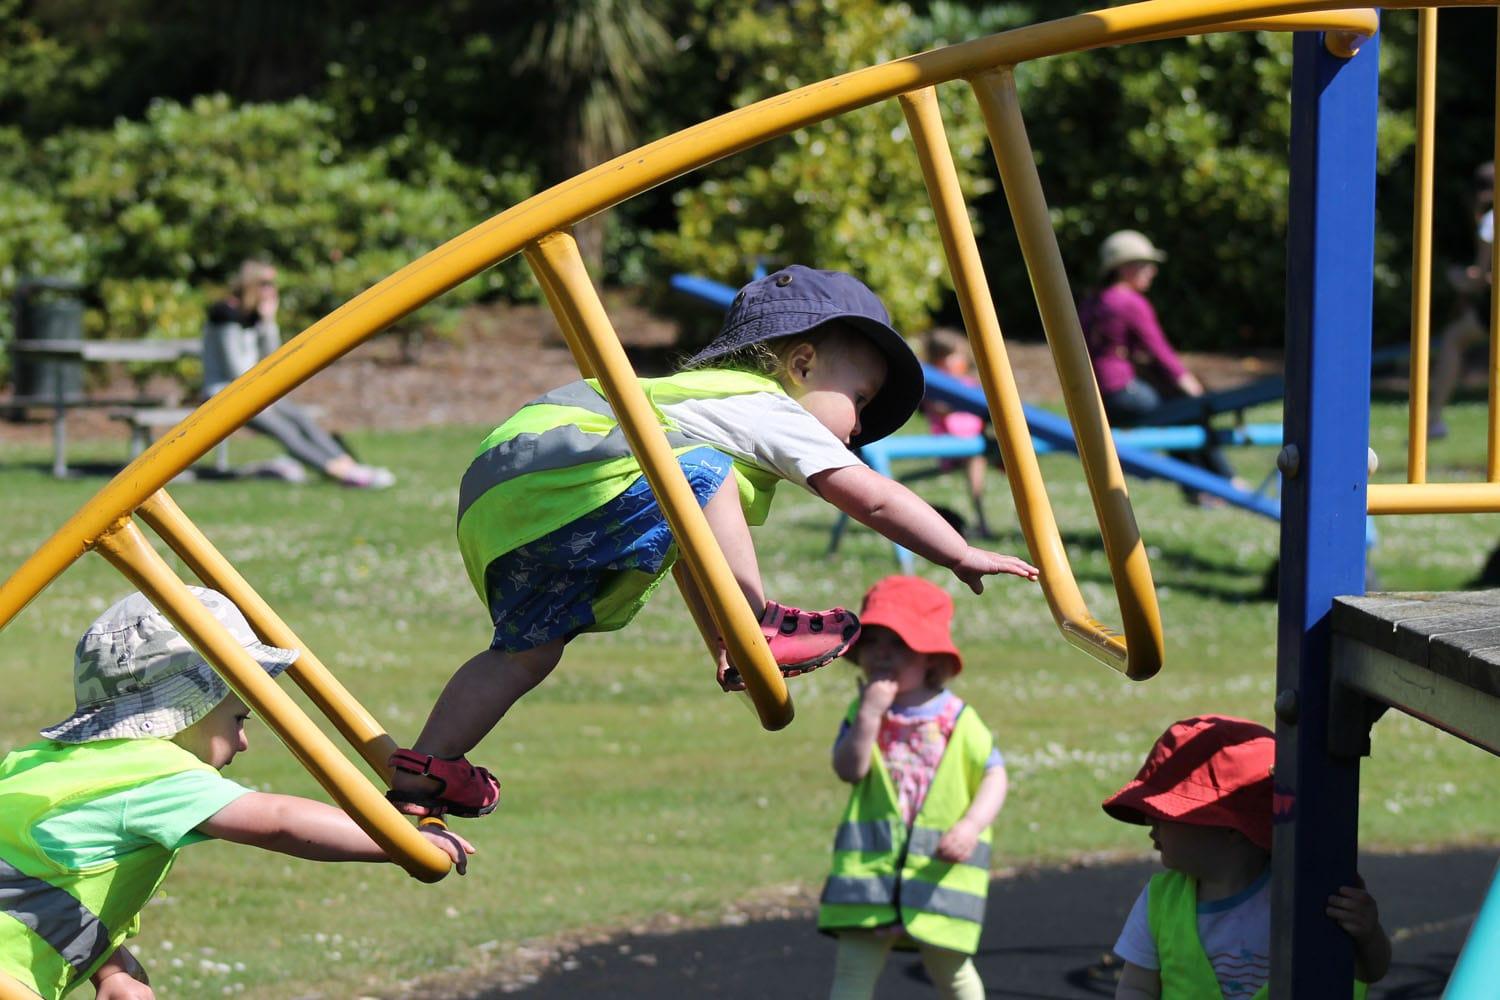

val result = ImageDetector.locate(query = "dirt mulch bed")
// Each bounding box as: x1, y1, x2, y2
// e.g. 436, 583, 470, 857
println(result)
0, 299, 1285, 447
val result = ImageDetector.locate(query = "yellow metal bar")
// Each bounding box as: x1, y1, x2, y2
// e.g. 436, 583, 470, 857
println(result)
0, 973, 35, 1000
135, 490, 398, 783
1410, 7, 1438, 484
523, 233, 792, 729
970, 68, 1164, 680
526, 245, 725, 668
92, 520, 450, 882
898, 86, 1160, 680
0, 2, 1426, 634
1368, 481, 1500, 515
1491, 11, 1500, 482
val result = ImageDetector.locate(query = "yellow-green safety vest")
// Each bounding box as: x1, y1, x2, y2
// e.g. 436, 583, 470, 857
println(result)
1146, 869, 1369, 999
456, 369, 791, 611
817, 699, 995, 954
0, 739, 219, 999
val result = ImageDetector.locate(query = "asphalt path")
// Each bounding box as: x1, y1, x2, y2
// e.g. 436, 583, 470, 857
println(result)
491, 848, 1497, 999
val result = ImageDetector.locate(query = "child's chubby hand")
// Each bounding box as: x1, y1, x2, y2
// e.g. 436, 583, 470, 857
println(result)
936, 818, 982, 863
1326, 883, 1381, 943
952, 546, 1039, 594
95, 971, 155, 1000
858, 672, 900, 715
421, 825, 476, 877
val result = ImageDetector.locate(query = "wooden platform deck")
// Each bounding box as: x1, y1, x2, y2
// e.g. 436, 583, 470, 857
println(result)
1332, 591, 1500, 756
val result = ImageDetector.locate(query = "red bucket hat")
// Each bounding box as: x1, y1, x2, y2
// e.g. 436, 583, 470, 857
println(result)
849, 576, 963, 675
1102, 715, 1274, 851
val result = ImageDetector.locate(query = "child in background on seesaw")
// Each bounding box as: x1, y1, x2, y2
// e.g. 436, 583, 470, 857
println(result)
818, 575, 1008, 1000
387, 265, 1038, 819
0, 589, 471, 1000
1105, 714, 1390, 999
922, 329, 996, 540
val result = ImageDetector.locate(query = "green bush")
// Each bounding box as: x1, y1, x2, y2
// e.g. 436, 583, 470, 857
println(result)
650, 0, 1009, 338
0, 94, 538, 374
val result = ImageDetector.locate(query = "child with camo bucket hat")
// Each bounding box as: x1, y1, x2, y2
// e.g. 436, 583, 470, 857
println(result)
0, 588, 471, 1000
389, 265, 1037, 819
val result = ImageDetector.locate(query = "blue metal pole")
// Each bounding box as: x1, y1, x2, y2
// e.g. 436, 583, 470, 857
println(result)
1272, 26, 1380, 998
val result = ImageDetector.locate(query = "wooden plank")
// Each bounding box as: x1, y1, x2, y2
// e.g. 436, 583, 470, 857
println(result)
1429, 626, 1500, 698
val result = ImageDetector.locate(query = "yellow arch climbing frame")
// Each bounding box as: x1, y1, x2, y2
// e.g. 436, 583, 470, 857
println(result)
0, 4, 1447, 926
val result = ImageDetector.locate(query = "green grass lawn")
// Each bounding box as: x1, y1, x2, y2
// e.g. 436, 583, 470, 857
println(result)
1, 400, 1497, 998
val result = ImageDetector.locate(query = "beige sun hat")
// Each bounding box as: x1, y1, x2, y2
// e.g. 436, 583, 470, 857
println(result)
1099, 230, 1167, 275
40, 587, 298, 744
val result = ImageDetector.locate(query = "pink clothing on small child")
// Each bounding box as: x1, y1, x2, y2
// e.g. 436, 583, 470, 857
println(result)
876, 692, 967, 826
927, 409, 985, 438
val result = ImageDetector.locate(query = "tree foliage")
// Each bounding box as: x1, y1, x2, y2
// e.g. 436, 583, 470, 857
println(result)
0, 1, 1493, 354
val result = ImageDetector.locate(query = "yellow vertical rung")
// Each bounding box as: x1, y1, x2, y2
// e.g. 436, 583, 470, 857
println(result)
135, 490, 398, 783
1410, 7, 1437, 484
968, 68, 1163, 680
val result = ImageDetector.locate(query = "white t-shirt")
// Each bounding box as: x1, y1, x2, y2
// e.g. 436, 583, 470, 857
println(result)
1113, 870, 1271, 999
662, 387, 862, 494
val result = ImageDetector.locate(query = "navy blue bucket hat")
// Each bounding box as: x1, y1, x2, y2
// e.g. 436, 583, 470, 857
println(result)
684, 265, 924, 447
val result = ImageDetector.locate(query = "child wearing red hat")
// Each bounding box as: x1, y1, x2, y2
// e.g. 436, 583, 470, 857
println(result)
817, 576, 1007, 1000
1104, 715, 1391, 999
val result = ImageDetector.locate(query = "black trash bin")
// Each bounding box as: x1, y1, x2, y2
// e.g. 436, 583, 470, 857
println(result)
10, 278, 87, 415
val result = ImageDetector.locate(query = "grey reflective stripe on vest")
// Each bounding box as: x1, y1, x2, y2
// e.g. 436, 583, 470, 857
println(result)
457, 394, 697, 520
821, 874, 897, 906
906, 826, 992, 871
833, 820, 896, 854
899, 877, 988, 924
0, 857, 114, 981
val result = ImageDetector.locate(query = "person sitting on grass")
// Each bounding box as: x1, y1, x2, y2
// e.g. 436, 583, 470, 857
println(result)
1105, 714, 1390, 999
202, 258, 395, 488
385, 265, 1038, 820
0, 588, 471, 1000
818, 575, 1009, 1000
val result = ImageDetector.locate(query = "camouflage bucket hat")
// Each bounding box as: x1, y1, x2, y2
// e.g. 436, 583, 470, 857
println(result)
41, 587, 299, 744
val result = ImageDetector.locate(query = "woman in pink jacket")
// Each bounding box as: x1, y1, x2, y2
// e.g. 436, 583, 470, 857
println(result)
1078, 230, 1237, 490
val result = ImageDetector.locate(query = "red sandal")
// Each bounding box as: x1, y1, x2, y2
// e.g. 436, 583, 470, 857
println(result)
719, 601, 861, 691
386, 749, 501, 818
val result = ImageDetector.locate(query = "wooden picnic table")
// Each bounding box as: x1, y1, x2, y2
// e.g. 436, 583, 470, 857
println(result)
8, 338, 202, 477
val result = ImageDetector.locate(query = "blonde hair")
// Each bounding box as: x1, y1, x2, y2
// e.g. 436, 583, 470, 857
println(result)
681, 321, 864, 381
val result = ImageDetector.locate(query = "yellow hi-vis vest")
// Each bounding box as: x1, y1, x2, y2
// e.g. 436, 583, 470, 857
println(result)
455, 369, 791, 621
0, 739, 219, 999
816, 698, 994, 954
1145, 870, 1369, 1000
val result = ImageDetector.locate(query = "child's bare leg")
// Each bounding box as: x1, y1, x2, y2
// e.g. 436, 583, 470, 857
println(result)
391, 640, 565, 795
701, 471, 766, 613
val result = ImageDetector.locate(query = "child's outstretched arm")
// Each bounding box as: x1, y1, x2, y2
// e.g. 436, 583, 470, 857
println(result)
811, 465, 1037, 593
936, 764, 1008, 863
197, 792, 473, 876
91, 945, 153, 1000
1327, 882, 1391, 983
831, 674, 898, 783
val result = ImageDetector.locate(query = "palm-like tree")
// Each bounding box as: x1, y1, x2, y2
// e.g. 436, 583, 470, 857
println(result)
516, 0, 674, 270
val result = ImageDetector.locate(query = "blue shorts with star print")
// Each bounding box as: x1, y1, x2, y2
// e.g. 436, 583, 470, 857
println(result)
484, 446, 736, 653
